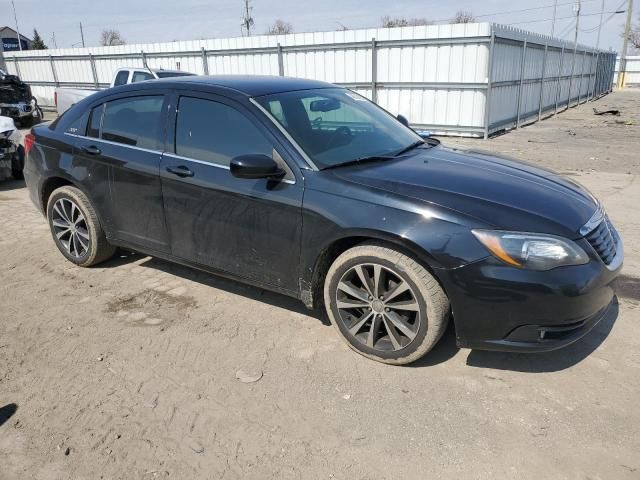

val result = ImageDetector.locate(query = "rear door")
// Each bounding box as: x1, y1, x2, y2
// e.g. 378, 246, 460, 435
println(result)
74, 92, 170, 252
159, 91, 303, 292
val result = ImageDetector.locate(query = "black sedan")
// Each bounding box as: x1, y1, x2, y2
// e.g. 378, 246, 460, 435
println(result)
23, 75, 623, 364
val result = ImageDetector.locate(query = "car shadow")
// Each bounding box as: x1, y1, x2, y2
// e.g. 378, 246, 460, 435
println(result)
408, 321, 460, 367
465, 297, 619, 373
0, 179, 25, 192
0, 403, 18, 427
613, 274, 640, 302
100, 249, 330, 325
98, 250, 622, 369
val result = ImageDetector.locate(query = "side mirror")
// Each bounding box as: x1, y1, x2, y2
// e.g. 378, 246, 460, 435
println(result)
396, 114, 410, 127
230, 154, 285, 179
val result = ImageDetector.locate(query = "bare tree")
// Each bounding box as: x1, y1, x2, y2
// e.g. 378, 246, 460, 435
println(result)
381, 16, 431, 27
453, 10, 476, 24
100, 29, 126, 46
266, 19, 293, 35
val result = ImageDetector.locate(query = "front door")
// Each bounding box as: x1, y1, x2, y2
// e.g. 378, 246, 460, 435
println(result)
160, 93, 303, 293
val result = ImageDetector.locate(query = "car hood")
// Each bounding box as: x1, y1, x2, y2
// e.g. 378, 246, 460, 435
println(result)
332, 145, 598, 238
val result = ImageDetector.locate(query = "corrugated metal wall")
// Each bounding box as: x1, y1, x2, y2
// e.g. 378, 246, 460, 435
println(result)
487, 25, 615, 135
614, 56, 640, 86
2, 23, 616, 137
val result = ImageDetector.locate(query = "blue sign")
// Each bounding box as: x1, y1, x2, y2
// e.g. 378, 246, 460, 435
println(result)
2, 37, 28, 52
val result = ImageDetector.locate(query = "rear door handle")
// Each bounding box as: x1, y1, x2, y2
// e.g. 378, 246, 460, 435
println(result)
81, 145, 101, 156
166, 165, 194, 178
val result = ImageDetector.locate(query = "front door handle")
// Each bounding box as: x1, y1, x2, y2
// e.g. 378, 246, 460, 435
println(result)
81, 145, 101, 156
166, 165, 194, 178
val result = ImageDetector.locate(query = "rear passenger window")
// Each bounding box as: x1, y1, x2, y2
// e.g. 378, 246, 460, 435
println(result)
175, 97, 272, 166
113, 70, 129, 86
87, 105, 102, 138
101, 96, 164, 150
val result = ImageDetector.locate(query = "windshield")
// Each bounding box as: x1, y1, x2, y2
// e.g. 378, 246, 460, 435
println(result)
255, 88, 421, 169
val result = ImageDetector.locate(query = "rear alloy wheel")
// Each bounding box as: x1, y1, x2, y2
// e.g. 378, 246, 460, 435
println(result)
51, 198, 90, 258
324, 243, 449, 365
46, 186, 116, 267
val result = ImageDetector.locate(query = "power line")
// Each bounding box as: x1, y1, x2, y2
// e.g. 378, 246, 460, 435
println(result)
471, 0, 599, 20
580, 0, 626, 32
506, 9, 627, 26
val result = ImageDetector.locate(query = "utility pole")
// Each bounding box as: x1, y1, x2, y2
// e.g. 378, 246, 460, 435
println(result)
572, 0, 581, 50
618, 0, 634, 88
10, 0, 22, 51
595, 0, 605, 49
80, 22, 86, 48
551, 0, 559, 36
51, 32, 58, 49
241, 0, 254, 37
567, 0, 581, 109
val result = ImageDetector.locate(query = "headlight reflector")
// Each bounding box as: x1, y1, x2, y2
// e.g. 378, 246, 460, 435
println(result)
472, 230, 589, 270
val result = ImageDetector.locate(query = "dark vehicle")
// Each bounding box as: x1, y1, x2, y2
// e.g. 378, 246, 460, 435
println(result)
23, 76, 622, 365
0, 70, 43, 128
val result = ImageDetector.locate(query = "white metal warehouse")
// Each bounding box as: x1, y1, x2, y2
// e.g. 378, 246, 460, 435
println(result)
1, 22, 616, 137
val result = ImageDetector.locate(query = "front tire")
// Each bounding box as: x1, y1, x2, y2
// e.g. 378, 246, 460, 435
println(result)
323, 243, 449, 365
46, 186, 116, 267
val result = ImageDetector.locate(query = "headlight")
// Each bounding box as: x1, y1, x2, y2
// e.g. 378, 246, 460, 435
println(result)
472, 230, 589, 270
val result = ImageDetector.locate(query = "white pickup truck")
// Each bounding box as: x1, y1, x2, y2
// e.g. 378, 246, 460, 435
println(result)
55, 67, 194, 115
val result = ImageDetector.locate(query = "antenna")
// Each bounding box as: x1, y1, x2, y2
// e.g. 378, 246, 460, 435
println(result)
241, 0, 254, 37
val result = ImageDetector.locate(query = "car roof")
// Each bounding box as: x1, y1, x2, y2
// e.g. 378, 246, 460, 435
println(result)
117, 75, 336, 97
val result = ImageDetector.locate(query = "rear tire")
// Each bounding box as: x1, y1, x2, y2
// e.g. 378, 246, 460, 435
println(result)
46, 186, 116, 267
323, 242, 449, 365
11, 145, 24, 180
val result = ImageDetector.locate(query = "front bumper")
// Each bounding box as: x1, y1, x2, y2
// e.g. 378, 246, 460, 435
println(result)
437, 237, 623, 352
0, 102, 34, 119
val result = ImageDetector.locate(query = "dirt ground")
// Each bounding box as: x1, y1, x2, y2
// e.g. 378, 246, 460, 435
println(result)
1, 90, 639, 480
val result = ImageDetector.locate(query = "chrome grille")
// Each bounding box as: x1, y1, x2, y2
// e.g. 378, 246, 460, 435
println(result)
585, 215, 618, 265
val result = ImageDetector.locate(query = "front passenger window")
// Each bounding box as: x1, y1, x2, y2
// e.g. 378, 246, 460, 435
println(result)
175, 97, 273, 167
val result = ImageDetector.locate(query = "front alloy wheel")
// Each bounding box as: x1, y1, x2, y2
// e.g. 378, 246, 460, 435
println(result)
336, 263, 420, 352
324, 243, 449, 365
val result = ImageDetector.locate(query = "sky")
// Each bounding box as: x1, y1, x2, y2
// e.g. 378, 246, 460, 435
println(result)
2, 0, 637, 52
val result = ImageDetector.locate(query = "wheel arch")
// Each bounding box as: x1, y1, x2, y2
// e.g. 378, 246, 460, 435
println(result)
41, 176, 74, 214
40, 176, 108, 235
306, 229, 449, 310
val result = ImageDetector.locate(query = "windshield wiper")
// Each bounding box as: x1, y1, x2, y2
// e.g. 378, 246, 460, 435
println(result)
323, 154, 397, 170
393, 140, 425, 157
322, 140, 426, 170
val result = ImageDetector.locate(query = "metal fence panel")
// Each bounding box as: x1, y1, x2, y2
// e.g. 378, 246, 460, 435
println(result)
614, 55, 640, 86
2, 23, 616, 137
